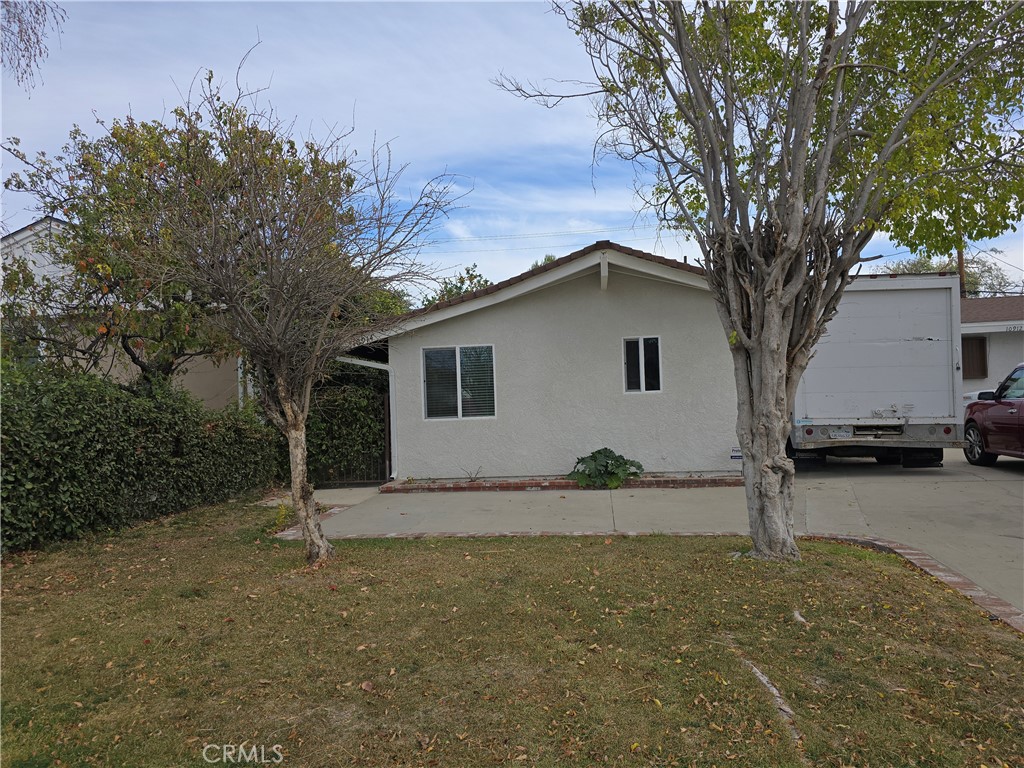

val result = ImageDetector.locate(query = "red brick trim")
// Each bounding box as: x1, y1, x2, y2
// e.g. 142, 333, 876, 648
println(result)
379, 475, 745, 493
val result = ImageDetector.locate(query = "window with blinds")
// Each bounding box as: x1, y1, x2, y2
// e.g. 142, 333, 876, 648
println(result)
624, 337, 661, 392
423, 345, 495, 419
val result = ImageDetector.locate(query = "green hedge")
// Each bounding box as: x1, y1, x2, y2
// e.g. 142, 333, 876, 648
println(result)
1, 363, 280, 551
303, 384, 386, 485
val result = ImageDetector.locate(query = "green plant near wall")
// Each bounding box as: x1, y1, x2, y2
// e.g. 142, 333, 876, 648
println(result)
567, 448, 644, 489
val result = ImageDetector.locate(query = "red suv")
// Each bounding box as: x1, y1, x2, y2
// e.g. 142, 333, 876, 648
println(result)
963, 364, 1024, 465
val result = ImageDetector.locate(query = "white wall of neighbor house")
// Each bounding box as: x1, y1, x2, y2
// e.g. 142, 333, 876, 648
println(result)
388, 268, 738, 479
962, 328, 1024, 392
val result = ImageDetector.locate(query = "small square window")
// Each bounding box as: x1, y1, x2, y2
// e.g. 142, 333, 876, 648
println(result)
624, 337, 661, 392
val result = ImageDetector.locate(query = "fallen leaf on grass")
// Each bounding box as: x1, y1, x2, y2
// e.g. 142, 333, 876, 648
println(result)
360, 680, 374, 693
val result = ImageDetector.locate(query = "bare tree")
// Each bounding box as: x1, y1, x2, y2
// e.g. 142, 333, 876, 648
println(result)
1, 0, 65, 89
501, 1, 1024, 560
87, 76, 457, 563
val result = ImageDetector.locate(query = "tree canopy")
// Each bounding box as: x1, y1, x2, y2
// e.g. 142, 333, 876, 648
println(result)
422, 263, 492, 306
877, 249, 1023, 297
503, 1, 1024, 560
4, 126, 229, 386
7, 73, 458, 563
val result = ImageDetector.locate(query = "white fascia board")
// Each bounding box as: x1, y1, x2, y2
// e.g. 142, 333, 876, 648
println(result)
604, 250, 708, 290
962, 321, 1024, 335
381, 247, 709, 340
848, 273, 960, 292
393, 251, 603, 335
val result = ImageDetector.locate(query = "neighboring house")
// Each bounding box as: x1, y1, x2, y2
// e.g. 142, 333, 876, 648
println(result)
960, 295, 1024, 394
1, 218, 241, 409
379, 241, 739, 480
2, 216, 66, 279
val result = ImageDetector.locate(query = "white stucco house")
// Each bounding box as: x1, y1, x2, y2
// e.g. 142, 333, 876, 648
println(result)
374, 241, 739, 480
960, 295, 1024, 397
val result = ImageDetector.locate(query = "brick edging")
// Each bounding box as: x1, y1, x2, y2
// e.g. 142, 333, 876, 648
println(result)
798, 534, 1024, 634
379, 475, 744, 493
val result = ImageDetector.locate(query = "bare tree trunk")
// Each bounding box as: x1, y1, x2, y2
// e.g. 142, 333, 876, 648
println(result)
732, 306, 801, 562
285, 422, 334, 565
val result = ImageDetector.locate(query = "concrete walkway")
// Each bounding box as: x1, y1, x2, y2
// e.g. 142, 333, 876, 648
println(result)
293, 451, 1023, 612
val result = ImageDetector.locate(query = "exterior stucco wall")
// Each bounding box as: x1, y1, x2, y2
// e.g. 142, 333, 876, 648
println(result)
389, 268, 737, 479
176, 357, 239, 410
963, 329, 1024, 392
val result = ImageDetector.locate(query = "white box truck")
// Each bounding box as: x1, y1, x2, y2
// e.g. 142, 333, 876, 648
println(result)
789, 273, 964, 467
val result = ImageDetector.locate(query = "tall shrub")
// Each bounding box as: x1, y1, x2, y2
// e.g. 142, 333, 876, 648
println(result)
305, 383, 386, 485
1, 362, 279, 550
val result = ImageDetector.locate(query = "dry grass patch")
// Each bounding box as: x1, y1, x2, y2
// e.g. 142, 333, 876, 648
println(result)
2, 502, 1022, 767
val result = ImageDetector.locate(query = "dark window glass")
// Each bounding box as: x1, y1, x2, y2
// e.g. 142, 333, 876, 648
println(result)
962, 337, 987, 380
1003, 369, 1024, 399
624, 339, 641, 391
424, 348, 458, 418
460, 346, 495, 417
643, 337, 661, 391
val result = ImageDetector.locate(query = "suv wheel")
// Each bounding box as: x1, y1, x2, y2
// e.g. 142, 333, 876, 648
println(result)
964, 422, 998, 466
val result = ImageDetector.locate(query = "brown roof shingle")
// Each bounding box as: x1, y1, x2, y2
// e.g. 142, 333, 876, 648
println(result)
961, 295, 1024, 324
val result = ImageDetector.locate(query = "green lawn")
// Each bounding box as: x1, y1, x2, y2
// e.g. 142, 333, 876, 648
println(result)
2, 501, 1021, 767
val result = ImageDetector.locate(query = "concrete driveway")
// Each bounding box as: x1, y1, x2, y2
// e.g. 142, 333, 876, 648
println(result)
312, 450, 1024, 610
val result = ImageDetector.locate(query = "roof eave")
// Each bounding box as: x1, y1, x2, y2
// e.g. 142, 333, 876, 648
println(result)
374, 241, 708, 341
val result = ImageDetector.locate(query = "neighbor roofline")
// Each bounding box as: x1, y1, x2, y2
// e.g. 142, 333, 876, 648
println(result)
1, 215, 69, 243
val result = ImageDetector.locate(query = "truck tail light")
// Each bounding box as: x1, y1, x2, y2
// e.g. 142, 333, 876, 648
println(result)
943, 426, 952, 434
805, 428, 814, 436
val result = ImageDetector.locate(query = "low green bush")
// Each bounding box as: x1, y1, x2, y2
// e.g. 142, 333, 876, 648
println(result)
1, 362, 279, 551
567, 447, 644, 489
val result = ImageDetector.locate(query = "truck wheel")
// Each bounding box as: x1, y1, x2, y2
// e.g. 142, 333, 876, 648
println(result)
964, 423, 997, 466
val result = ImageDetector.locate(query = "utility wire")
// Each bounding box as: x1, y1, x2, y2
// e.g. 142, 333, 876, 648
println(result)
430, 223, 658, 244
426, 236, 663, 257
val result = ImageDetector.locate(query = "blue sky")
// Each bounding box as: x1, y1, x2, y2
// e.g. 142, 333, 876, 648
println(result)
3, 1, 1021, 287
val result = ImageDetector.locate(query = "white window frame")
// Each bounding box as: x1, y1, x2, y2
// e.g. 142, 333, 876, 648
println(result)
421, 344, 497, 420
623, 335, 663, 394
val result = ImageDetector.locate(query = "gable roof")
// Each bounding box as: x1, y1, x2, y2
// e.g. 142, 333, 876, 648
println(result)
385, 240, 708, 339
415, 240, 704, 316
961, 295, 1024, 324
1, 215, 68, 244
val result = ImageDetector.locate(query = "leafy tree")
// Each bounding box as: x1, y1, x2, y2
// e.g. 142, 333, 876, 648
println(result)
502, 1, 1024, 560
422, 263, 492, 306
530, 253, 558, 270
1, 0, 65, 90
4, 128, 230, 389
877, 249, 1022, 297
65, 75, 457, 564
